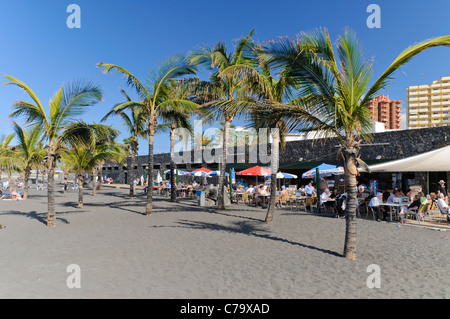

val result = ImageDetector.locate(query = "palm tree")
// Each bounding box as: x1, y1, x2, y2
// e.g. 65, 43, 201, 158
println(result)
193, 132, 214, 150
160, 78, 201, 202
97, 55, 197, 216
247, 49, 296, 223
60, 122, 125, 208
189, 29, 260, 209
102, 88, 147, 199
11, 123, 45, 199
5, 75, 103, 227
258, 28, 450, 260
0, 133, 15, 187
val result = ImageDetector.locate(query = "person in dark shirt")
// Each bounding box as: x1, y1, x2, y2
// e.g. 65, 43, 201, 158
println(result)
382, 189, 391, 203
437, 180, 448, 201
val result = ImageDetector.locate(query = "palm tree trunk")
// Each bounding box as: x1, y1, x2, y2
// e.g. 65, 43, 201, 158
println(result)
92, 168, 97, 196
24, 166, 30, 200
146, 126, 154, 216
218, 119, 231, 210
64, 171, 68, 194
46, 146, 56, 227
78, 173, 84, 208
8, 170, 12, 192
129, 145, 137, 199
170, 126, 177, 202
98, 164, 103, 191
342, 153, 358, 260
265, 130, 279, 223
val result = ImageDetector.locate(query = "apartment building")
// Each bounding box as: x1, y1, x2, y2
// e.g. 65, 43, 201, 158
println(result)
366, 95, 402, 130
407, 76, 450, 129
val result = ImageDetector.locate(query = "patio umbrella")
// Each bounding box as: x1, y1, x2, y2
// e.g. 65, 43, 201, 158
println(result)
156, 171, 162, 183
206, 170, 229, 177
236, 166, 271, 176
302, 163, 344, 179
266, 172, 298, 179
236, 166, 271, 185
189, 167, 213, 177
190, 170, 209, 177
164, 169, 189, 176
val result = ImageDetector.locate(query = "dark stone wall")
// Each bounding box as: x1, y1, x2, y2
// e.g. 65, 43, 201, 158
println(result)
281, 125, 450, 164
103, 126, 450, 183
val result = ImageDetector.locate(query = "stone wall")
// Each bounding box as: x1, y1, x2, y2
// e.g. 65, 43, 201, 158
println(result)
103, 126, 450, 183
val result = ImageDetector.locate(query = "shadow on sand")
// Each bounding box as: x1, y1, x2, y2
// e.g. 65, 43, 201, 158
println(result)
0, 210, 75, 225
150, 218, 342, 258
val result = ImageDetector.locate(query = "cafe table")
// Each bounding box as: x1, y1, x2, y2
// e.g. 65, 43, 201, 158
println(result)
383, 202, 410, 222
255, 194, 270, 208
289, 196, 307, 211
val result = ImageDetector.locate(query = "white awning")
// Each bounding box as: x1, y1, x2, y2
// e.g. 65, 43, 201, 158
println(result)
369, 145, 450, 172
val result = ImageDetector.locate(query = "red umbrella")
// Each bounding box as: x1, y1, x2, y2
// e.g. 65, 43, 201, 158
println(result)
191, 167, 213, 173
236, 166, 271, 176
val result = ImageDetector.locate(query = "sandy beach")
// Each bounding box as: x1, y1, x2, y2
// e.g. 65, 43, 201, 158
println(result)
0, 185, 448, 299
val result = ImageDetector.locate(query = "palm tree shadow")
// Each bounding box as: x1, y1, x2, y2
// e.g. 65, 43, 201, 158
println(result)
152, 219, 342, 258
0, 210, 70, 225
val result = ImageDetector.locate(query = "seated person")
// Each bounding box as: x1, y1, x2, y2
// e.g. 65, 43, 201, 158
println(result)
320, 188, 335, 213
397, 195, 422, 224
297, 185, 306, 195
330, 188, 339, 199
418, 191, 427, 206
437, 193, 450, 224
382, 189, 391, 203
11, 189, 21, 200
280, 185, 289, 197
255, 185, 267, 206
246, 185, 255, 194
429, 192, 437, 205
368, 192, 386, 221
387, 189, 400, 203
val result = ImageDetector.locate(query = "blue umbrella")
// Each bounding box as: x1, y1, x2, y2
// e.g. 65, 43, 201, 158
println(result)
302, 163, 344, 179
266, 172, 298, 179
164, 169, 189, 176
206, 170, 229, 177
231, 167, 236, 183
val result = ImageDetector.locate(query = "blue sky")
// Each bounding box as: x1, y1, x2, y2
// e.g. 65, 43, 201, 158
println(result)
0, 0, 449, 155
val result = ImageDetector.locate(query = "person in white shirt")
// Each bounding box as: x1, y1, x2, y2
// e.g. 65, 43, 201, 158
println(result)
320, 188, 334, 213
368, 192, 386, 221
437, 193, 450, 224
305, 182, 316, 197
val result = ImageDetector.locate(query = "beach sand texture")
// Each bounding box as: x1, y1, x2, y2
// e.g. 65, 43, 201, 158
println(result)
0, 187, 448, 299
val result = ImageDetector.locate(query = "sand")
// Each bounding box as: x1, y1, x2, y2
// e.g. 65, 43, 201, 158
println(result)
0, 185, 448, 299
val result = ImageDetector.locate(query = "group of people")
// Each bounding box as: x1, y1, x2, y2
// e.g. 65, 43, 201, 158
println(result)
366, 180, 449, 224
155, 180, 219, 198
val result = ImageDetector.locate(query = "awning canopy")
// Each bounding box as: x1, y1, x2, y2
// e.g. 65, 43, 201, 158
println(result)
369, 145, 450, 172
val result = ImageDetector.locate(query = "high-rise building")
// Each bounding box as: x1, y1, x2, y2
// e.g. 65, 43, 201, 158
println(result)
366, 95, 402, 130
407, 76, 450, 129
